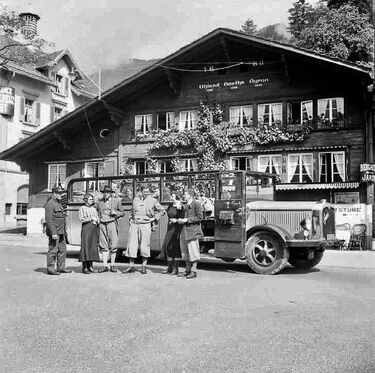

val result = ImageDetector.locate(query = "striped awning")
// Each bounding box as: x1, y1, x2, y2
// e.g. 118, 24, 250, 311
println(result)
276, 182, 359, 191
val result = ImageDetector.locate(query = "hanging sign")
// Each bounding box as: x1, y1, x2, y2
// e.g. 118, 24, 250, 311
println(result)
360, 163, 375, 182
0, 87, 15, 116
334, 191, 360, 204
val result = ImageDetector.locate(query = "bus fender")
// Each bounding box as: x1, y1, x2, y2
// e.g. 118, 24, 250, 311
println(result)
246, 225, 292, 246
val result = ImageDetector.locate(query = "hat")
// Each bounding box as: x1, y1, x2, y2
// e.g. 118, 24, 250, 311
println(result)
101, 185, 113, 193
52, 185, 66, 194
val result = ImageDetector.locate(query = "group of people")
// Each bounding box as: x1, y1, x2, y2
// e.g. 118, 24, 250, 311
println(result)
44, 184, 204, 279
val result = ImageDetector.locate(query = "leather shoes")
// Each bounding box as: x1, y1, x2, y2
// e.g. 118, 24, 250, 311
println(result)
162, 266, 173, 274
82, 268, 90, 274
178, 271, 190, 278
186, 271, 197, 279
88, 267, 97, 273
47, 269, 60, 275
141, 266, 147, 274
58, 268, 72, 274
98, 267, 109, 273
122, 267, 136, 274
110, 266, 118, 273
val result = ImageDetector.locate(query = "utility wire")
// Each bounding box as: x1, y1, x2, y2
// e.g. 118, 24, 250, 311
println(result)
90, 60, 267, 73
83, 107, 105, 161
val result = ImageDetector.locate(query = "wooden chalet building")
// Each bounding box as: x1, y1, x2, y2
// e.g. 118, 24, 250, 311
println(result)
0, 28, 373, 246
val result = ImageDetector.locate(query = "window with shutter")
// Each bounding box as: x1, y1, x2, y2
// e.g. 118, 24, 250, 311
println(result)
19, 97, 25, 122
35, 102, 41, 126
64, 77, 69, 96
23, 98, 35, 124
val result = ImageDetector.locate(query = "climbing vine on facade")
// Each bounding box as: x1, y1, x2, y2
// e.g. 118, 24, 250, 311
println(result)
149, 102, 312, 171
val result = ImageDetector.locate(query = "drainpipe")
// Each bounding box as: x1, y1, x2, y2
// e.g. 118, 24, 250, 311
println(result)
366, 0, 375, 249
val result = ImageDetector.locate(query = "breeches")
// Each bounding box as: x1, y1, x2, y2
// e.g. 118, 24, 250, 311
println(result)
99, 222, 118, 253
126, 222, 151, 258
179, 227, 200, 262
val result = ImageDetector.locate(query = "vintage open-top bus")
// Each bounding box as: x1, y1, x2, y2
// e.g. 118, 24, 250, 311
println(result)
66, 170, 336, 275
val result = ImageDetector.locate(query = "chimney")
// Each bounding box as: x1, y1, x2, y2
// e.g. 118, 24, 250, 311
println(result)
19, 2, 40, 39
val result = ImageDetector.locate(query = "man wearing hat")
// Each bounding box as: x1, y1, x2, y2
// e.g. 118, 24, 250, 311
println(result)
44, 185, 72, 275
97, 185, 125, 273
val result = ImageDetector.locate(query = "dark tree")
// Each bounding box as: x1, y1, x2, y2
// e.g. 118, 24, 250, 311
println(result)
240, 19, 257, 35
296, 4, 373, 63
288, 0, 316, 39
0, 3, 51, 67
327, 0, 372, 19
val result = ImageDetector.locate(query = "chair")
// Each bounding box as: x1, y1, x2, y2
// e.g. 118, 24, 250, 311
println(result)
348, 224, 366, 251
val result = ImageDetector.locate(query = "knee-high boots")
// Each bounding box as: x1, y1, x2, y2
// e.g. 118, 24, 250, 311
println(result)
170, 259, 179, 275
162, 260, 174, 274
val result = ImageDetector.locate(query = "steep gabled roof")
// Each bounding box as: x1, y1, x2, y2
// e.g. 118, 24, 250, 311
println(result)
0, 27, 372, 163
0, 36, 97, 96
101, 27, 372, 101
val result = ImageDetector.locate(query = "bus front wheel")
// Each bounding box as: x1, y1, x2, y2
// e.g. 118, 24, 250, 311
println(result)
245, 231, 289, 275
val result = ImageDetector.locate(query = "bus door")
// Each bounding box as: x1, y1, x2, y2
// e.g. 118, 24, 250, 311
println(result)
214, 172, 246, 259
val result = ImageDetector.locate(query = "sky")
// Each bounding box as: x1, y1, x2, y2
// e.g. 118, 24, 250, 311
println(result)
8, 0, 320, 74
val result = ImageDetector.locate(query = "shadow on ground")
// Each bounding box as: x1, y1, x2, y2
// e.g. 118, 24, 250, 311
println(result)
32, 250, 321, 276
0, 226, 26, 235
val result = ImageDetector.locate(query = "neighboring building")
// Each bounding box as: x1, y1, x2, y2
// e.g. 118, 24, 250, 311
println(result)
0, 28, 373, 248
0, 8, 97, 224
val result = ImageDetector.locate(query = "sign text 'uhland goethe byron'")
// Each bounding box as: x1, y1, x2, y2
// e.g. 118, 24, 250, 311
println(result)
198, 78, 270, 92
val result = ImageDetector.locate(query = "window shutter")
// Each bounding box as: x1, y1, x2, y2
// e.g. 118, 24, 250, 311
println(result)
50, 105, 55, 123
19, 97, 25, 122
35, 102, 41, 126
64, 77, 70, 96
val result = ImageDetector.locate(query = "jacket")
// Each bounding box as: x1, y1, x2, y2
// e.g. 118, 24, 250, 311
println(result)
184, 199, 203, 241
44, 197, 66, 236
97, 197, 125, 223
130, 195, 165, 222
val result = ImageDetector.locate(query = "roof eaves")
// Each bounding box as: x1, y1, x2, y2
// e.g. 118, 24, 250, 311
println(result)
219, 28, 372, 74
4, 62, 54, 85
0, 96, 100, 160
100, 28, 371, 101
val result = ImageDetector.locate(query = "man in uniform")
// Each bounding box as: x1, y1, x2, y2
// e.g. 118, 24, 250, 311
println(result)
97, 185, 125, 273
44, 185, 72, 275
123, 185, 165, 274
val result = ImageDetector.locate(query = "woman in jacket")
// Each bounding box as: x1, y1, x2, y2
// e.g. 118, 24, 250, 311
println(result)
78, 193, 100, 274
178, 188, 203, 279
161, 192, 184, 275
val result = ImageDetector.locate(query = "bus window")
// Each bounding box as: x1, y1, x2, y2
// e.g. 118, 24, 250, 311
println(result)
135, 178, 160, 200
114, 179, 133, 202
70, 180, 85, 203
220, 173, 242, 200
162, 177, 189, 202
246, 176, 274, 201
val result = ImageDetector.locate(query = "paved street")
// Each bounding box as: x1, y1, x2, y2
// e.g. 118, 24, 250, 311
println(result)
1, 244, 375, 373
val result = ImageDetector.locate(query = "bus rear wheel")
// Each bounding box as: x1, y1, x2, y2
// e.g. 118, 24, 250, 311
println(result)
288, 250, 324, 270
245, 231, 289, 275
